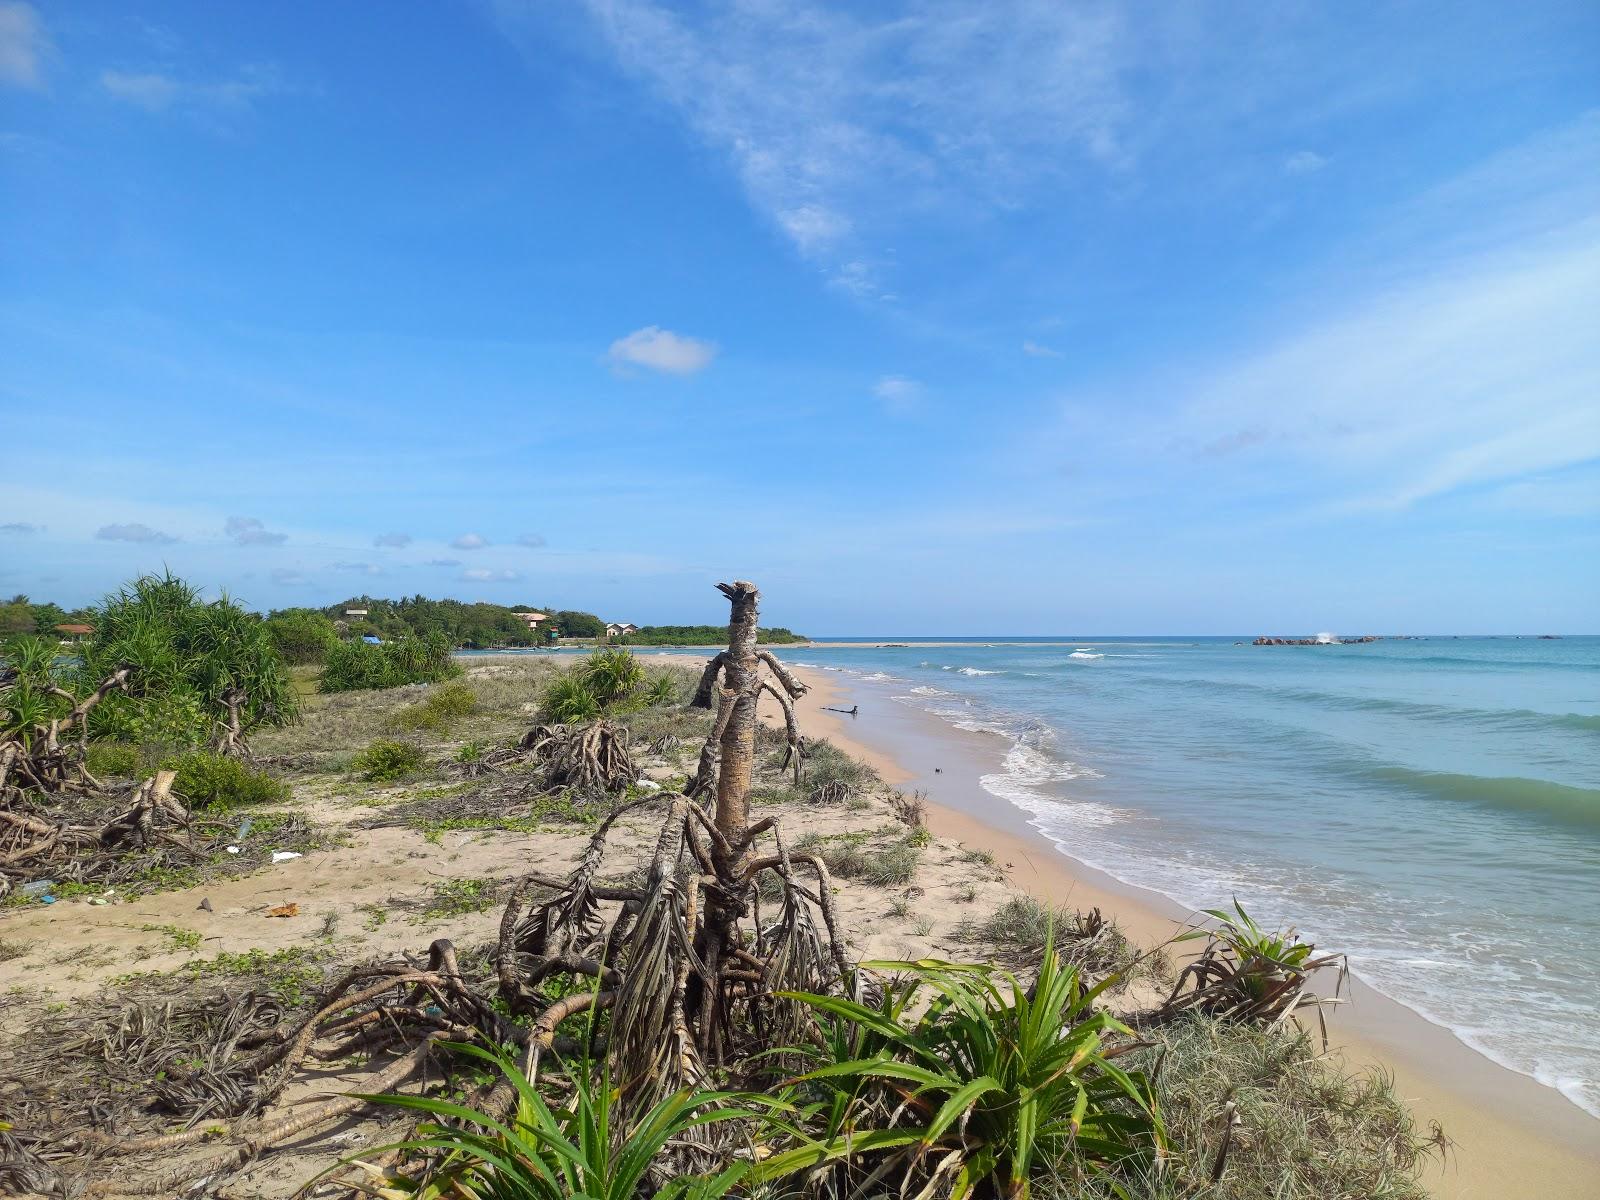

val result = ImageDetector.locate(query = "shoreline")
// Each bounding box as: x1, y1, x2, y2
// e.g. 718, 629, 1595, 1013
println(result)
771, 663, 1600, 1200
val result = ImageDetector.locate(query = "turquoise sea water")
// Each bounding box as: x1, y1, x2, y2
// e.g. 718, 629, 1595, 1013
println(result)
771, 636, 1600, 1117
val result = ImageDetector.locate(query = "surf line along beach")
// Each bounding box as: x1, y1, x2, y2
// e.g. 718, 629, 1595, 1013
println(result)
753, 663, 1600, 1200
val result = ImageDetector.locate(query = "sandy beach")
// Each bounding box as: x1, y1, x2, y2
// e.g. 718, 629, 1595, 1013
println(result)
768, 663, 1600, 1200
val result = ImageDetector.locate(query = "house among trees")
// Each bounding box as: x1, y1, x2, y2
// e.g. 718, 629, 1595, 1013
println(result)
512, 611, 549, 632
605, 621, 638, 638
344, 608, 368, 617
54, 622, 94, 642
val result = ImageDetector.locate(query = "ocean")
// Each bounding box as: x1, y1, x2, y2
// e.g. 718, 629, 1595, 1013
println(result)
772, 635, 1600, 1119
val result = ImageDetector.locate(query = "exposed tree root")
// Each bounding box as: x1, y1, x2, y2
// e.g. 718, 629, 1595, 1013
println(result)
519, 719, 637, 792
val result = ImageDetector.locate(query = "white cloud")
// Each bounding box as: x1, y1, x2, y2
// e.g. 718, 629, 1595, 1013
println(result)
224, 515, 287, 546
0, 1, 46, 89
373, 531, 412, 548
461, 567, 522, 582
1284, 150, 1327, 175
516, 532, 547, 548
101, 70, 180, 111
452, 532, 489, 549
607, 326, 717, 375
97, 522, 177, 544
1022, 340, 1062, 358
1, 521, 39, 533
873, 375, 923, 414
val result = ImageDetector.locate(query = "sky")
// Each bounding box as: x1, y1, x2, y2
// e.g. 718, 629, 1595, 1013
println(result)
1, 1, 1597, 634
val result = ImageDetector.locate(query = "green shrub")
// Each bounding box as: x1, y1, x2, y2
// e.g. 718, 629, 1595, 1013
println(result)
541, 675, 602, 724
351, 739, 426, 782
320, 632, 459, 693
164, 750, 291, 811
263, 608, 339, 665
83, 741, 144, 779
82, 571, 297, 744
580, 648, 645, 705
389, 681, 479, 732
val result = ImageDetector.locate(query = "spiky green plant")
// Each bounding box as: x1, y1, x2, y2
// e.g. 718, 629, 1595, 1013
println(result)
78, 571, 297, 744
541, 675, 602, 724
756, 941, 1160, 1200
1165, 899, 1346, 1024
351, 1042, 760, 1200
580, 648, 645, 706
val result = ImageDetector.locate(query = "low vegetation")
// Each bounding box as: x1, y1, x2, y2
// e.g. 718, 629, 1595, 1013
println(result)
320, 631, 460, 692
795, 828, 922, 886
165, 749, 291, 810
620, 623, 807, 645
388, 680, 479, 732
539, 648, 685, 724
957, 894, 1163, 991
350, 738, 426, 782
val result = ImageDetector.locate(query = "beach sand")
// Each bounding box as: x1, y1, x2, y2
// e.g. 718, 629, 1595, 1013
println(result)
767, 664, 1600, 1200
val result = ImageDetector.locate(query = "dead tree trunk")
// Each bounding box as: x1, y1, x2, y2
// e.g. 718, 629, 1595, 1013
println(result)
712, 581, 761, 868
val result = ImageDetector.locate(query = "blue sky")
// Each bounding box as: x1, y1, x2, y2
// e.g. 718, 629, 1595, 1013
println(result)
2, 1, 1596, 633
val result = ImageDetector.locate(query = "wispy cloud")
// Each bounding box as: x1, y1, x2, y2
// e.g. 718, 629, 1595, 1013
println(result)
1, 521, 40, 533
516, 532, 547, 548
97, 522, 177, 544
873, 375, 922, 415
100, 62, 293, 116
607, 325, 717, 375
1283, 150, 1327, 175
451, 532, 489, 549
269, 567, 306, 585
224, 515, 286, 546
565, 1, 1128, 284
461, 567, 521, 582
1022, 340, 1062, 359
426, 558, 462, 567
0, 1, 47, 89
333, 561, 381, 575
373, 531, 412, 548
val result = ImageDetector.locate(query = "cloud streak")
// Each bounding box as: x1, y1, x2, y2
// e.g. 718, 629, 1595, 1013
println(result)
99, 62, 294, 116
97, 522, 177, 544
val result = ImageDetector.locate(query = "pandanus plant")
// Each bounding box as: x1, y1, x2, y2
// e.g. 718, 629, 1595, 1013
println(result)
754, 939, 1163, 1200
